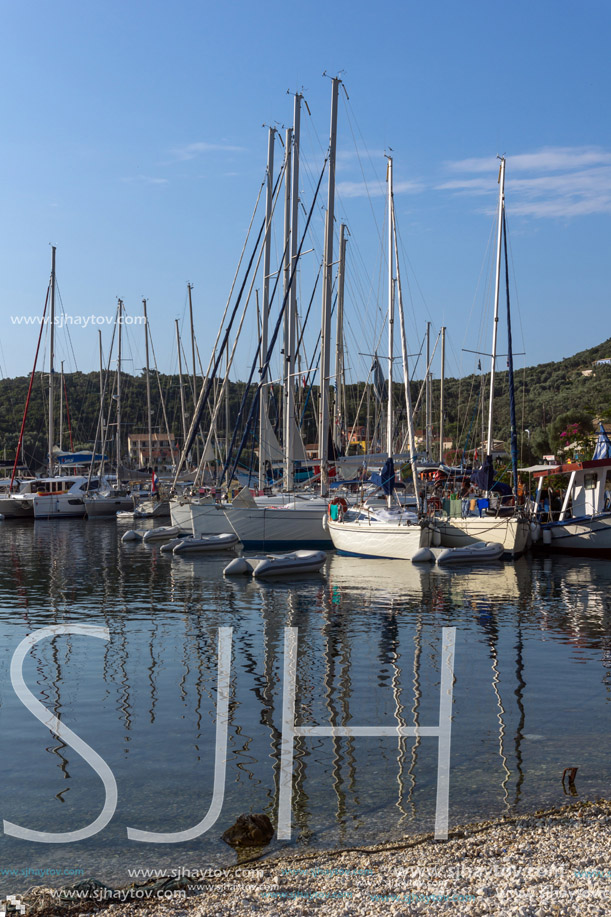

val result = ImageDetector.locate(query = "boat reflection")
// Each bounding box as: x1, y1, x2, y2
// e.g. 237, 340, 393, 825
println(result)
0, 523, 610, 890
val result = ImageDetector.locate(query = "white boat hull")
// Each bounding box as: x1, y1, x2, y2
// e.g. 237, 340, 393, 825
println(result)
225, 504, 331, 549
434, 515, 530, 556
33, 494, 86, 519
134, 499, 170, 518
189, 493, 304, 538
83, 495, 134, 517
544, 513, 611, 556
0, 496, 34, 518
328, 517, 426, 560
169, 498, 195, 533
191, 502, 236, 537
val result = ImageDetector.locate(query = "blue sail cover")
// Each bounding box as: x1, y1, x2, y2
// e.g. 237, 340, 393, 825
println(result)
593, 423, 611, 461
381, 457, 395, 496
471, 455, 495, 490
57, 452, 106, 466
371, 356, 386, 404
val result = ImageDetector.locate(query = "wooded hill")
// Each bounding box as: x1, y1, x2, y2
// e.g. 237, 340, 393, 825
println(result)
1, 337, 610, 471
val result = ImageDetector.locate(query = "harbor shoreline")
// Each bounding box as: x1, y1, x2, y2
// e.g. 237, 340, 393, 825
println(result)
21, 798, 611, 915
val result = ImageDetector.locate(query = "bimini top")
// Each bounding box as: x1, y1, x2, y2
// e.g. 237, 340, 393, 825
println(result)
532, 457, 611, 479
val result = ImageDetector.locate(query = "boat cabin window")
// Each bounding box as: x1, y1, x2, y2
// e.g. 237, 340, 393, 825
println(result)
79, 479, 99, 491
38, 481, 64, 494
584, 473, 598, 491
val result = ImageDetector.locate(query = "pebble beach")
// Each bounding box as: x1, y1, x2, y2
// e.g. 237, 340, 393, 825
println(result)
19, 798, 611, 917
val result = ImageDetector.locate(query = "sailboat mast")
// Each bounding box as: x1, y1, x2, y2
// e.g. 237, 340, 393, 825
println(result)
503, 207, 519, 498
287, 93, 302, 491
319, 76, 340, 496
392, 194, 420, 512
187, 283, 197, 403
259, 127, 276, 491
175, 320, 188, 449
225, 343, 231, 464
59, 361, 64, 453
425, 321, 431, 458
387, 157, 394, 463
143, 299, 153, 470
98, 330, 105, 447
334, 223, 347, 455
439, 326, 446, 463
282, 127, 293, 489
187, 283, 201, 468
116, 299, 123, 480
366, 382, 370, 454
486, 156, 506, 458
48, 245, 56, 476
282, 95, 302, 492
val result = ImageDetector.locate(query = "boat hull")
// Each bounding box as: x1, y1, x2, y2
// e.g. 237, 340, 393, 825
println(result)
328, 517, 426, 560
169, 498, 195, 533
226, 504, 331, 550
191, 502, 237, 537
544, 513, 611, 556
33, 495, 86, 519
434, 515, 530, 556
0, 496, 34, 518
189, 493, 306, 538
134, 500, 170, 518
83, 496, 134, 516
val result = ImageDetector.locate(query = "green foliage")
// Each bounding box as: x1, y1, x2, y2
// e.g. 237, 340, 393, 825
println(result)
1, 337, 610, 471
0, 371, 320, 472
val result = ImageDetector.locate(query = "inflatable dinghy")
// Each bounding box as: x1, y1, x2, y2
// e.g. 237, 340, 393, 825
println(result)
436, 541, 504, 565
224, 550, 326, 578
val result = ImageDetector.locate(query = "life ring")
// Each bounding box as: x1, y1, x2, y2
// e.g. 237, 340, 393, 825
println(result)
328, 496, 348, 518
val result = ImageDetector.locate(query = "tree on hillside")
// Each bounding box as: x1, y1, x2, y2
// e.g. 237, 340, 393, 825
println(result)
549, 411, 596, 459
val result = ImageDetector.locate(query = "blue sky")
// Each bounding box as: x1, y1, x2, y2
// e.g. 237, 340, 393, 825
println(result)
1, 0, 610, 387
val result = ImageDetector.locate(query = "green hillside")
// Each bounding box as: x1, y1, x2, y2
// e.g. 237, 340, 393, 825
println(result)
1, 337, 610, 471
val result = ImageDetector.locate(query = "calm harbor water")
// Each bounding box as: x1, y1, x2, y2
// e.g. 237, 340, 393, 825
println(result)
0, 517, 609, 892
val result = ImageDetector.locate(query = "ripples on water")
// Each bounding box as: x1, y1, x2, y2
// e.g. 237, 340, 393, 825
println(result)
0, 519, 609, 890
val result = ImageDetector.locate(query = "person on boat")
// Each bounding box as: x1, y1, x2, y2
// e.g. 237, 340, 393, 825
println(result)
460, 478, 473, 518
550, 489, 562, 521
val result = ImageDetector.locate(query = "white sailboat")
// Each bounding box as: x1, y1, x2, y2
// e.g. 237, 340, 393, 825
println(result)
220, 85, 346, 550
83, 302, 135, 517
328, 156, 428, 560
33, 475, 110, 519
220, 486, 331, 549
5, 248, 99, 519
3, 479, 49, 518
433, 158, 530, 557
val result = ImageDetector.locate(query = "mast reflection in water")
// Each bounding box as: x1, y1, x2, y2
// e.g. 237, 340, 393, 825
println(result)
0, 521, 609, 891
